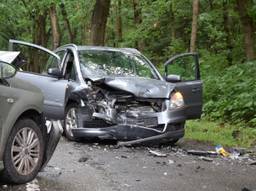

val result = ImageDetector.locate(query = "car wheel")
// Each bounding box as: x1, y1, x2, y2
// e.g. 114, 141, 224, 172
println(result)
2, 119, 44, 184
168, 139, 180, 145
64, 103, 79, 141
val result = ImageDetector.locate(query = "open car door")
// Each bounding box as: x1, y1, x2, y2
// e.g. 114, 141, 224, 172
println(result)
164, 53, 202, 119
9, 39, 67, 119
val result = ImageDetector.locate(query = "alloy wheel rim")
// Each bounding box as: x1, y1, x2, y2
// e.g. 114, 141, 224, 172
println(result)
11, 127, 40, 176
65, 108, 78, 137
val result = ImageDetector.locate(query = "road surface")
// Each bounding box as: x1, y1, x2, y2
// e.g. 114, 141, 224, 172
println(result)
1, 138, 256, 191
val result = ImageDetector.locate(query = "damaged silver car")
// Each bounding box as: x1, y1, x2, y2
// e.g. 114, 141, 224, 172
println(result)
9, 39, 202, 145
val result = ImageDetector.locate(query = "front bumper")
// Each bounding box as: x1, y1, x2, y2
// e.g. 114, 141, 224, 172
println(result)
72, 107, 186, 143
72, 124, 184, 142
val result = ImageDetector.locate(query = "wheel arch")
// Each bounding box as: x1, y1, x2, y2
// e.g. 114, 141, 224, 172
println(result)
0, 108, 45, 160
66, 98, 79, 109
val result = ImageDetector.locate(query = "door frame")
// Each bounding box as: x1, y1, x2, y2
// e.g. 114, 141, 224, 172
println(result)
9, 39, 61, 68
164, 52, 200, 81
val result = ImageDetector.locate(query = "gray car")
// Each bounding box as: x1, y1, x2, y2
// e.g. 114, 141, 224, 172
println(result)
9, 40, 202, 145
0, 51, 62, 184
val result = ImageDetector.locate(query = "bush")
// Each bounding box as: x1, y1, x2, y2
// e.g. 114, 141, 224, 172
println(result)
203, 61, 256, 128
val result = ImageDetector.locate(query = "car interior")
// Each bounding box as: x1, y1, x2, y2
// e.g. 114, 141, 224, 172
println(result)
64, 52, 76, 81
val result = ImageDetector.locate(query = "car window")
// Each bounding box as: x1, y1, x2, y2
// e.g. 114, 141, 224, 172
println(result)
167, 56, 197, 81
79, 50, 158, 79
63, 52, 76, 81
11, 44, 56, 74
42, 51, 65, 74
132, 55, 154, 78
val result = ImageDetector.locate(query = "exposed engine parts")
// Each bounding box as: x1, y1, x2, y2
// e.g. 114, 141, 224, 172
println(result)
75, 83, 164, 128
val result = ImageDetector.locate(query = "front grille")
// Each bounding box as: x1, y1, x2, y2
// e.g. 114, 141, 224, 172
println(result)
127, 117, 158, 127
143, 117, 158, 126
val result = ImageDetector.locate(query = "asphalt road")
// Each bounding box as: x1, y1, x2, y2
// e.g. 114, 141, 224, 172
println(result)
1, 138, 256, 191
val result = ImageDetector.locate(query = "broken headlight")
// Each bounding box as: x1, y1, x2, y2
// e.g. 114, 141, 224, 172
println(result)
169, 91, 184, 109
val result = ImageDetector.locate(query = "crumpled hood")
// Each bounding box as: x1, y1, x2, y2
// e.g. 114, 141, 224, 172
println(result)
0, 51, 20, 63
102, 77, 175, 99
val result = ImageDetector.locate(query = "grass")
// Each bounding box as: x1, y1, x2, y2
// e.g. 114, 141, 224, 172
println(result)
185, 119, 256, 148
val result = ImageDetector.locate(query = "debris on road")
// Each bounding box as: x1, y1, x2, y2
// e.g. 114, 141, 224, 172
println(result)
148, 148, 167, 157
121, 155, 128, 159
229, 151, 240, 160
249, 161, 256, 165
186, 150, 217, 157
26, 179, 40, 191
241, 187, 252, 191
199, 156, 213, 162
78, 157, 89, 163
123, 183, 131, 187
215, 145, 230, 157
233, 148, 247, 156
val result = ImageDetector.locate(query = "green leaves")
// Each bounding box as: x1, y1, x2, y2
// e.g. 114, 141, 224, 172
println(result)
203, 61, 256, 127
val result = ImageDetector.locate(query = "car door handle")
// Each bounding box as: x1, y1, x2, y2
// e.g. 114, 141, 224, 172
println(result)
192, 88, 201, 93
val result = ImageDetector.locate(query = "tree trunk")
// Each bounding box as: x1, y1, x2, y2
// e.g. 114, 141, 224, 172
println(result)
49, 3, 61, 49
60, 1, 75, 42
35, 13, 48, 47
91, 0, 111, 46
223, 0, 233, 65
115, 0, 122, 44
31, 11, 48, 72
132, 0, 144, 50
170, 1, 176, 42
236, 0, 255, 60
190, 0, 200, 52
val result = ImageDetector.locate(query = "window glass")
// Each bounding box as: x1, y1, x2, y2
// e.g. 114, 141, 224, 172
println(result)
42, 51, 64, 74
64, 52, 76, 81
79, 50, 157, 79
11, 44, 52, 73
167, 56, 196, 81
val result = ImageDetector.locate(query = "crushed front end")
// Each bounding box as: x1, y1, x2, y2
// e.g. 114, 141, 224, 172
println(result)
71, 81, 187, 144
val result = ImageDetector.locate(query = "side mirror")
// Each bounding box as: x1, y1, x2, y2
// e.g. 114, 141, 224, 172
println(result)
0, 61, 17, 79
47, 68, 62, 78
165, 74, 181, 83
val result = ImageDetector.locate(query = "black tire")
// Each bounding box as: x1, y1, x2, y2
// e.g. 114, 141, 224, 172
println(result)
1, 119, 44, 184
168, 139, 180, 146
64, 103, 79, 141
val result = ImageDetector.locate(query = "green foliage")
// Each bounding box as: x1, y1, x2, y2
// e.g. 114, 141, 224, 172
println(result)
203, 61, 256, 127
186, 120, 256, 147
0, 0, 255, 131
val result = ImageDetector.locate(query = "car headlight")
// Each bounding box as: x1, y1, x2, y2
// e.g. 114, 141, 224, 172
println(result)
169, 91, 184, 109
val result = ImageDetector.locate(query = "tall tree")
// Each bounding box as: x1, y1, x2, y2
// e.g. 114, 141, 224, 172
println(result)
132, 0, 144, 50
60, 1, 75, 42
32, 10, 49, 72
115, 0, 122, 44
31, 10, 48, 47
170, 1, 176, 42
49, 3, 61, 49
236, 0, 255, 60
223, 0, 232, 65
190, 0, 200, 52
91, 0, 111, 46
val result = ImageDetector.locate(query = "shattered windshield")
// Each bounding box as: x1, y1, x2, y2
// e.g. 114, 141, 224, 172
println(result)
78, 50, 158, 79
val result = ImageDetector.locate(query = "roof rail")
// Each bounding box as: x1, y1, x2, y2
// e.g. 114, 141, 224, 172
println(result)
57, 44, 78, 50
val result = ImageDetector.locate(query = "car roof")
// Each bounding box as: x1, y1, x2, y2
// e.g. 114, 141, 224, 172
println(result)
56, 44, 141, 55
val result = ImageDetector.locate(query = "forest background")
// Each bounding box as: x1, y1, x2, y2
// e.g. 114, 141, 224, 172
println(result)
0, 0, 255, 146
